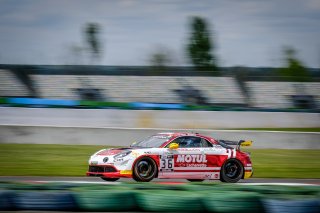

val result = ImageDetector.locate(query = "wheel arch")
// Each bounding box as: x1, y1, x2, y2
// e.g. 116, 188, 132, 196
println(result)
220, 157, 245, 182
131, 155, 159, 178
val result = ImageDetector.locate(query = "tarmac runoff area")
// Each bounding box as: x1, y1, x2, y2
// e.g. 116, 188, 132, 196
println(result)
0, 176, 319, 186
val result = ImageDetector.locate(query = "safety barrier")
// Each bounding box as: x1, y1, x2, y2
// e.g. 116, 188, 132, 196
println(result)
13, 191, 77, 211
1, 97, 318, 112
0, 182, 319, 212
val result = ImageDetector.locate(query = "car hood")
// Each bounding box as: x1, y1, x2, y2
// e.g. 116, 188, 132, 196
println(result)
96, 148, 132, 156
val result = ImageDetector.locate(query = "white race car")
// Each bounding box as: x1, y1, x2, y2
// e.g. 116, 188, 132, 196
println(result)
87, 132, 253, 183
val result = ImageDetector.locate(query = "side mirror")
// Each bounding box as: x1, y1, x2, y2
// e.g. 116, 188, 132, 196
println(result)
169, 143, 179, 149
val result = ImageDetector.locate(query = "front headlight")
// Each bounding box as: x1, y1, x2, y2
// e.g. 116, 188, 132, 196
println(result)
114, 151, 131, 159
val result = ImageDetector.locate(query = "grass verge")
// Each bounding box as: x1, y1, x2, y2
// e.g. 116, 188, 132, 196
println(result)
0, 144, 319, 178
246, 149, 320, 178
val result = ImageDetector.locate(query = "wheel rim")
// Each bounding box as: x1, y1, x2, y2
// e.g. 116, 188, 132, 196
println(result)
225, 161, 240, 179
137, 160, 154, 178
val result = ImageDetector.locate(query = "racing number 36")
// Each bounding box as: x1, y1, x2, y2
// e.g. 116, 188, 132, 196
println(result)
160, 155, 174, 172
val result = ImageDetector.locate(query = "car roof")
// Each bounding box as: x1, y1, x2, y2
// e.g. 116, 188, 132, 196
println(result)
155, 132, 218, 148
157, 132, 209, 138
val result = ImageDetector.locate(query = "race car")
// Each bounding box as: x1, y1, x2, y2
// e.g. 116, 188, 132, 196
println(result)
86, 132, 253, 183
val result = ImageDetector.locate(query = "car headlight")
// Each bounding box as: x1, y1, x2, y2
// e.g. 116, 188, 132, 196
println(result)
114, 151, 132, 159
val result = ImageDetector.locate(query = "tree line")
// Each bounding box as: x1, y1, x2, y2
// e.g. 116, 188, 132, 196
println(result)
75, 17, 311, 81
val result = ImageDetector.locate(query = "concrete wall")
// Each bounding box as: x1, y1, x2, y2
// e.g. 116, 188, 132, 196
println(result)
0, 107, 319, 149
1, 107, 320, 128
0, 126, 319, 149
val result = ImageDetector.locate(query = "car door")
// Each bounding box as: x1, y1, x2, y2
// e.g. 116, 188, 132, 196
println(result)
159, 136, 212, 179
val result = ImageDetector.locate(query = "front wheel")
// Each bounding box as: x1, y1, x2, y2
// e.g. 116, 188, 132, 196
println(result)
100, 177, 120, 182
220, 159, 244, 183
133, 157, 157, 182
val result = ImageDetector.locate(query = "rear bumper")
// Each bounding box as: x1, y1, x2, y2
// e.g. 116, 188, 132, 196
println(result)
244, 169, 253, 179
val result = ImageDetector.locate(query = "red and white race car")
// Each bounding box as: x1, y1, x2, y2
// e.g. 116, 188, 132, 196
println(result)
87, 132, 253, 183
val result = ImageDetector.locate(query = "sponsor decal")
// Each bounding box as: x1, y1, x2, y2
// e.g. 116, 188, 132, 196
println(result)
176, 154, 207, 163
114, 158, 124, 162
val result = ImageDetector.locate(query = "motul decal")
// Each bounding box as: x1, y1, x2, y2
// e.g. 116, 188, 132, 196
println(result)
176, 154, 207, 163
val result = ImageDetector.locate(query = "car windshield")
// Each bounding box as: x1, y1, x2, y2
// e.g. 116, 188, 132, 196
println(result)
131, 135, 171, 148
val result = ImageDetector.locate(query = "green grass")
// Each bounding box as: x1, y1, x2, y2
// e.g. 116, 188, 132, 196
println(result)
0, 144, 319, 178
247, 149, 320, 178
0, 144, 112, 176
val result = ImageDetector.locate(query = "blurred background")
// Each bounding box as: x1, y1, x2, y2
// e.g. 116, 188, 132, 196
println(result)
0, 0, 319, 178
0, 1, 320, 212
0, 0, 319, 108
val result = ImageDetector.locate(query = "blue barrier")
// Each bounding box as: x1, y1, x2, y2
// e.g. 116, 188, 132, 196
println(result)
130, 102, 185, 109
8, 98, 79, 107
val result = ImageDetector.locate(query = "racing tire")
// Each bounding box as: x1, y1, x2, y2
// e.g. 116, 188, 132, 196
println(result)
133, 157, 157, 182
187, 179, 204, 182
100, 177, 119, 182
220, 158, 244, 183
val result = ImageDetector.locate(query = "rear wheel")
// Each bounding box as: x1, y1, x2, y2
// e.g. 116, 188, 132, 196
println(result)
133, 157, 157, 182
220, 159, 243, 183
100, 177, 119, 182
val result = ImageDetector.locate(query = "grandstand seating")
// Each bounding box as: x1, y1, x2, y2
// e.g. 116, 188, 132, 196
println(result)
1, 68, 319, 108
0, 69, 30, 97
32, 75, 80, 100
30, 75, 246, 104
247, 81, 320, 108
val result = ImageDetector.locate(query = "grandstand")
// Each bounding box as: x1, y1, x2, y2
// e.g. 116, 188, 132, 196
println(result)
247, 81, 320, 109
0, 65, 319, 110
31, 75, 246, 105
0, 69, 30, 97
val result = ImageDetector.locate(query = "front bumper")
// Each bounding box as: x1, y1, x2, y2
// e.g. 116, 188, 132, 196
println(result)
86, 165, 132, 178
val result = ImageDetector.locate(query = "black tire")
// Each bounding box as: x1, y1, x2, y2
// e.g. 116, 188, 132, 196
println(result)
133, 157, 157, 182
220, 158, 244, 183
187, 179, 204, 182
100, 177, 119, 182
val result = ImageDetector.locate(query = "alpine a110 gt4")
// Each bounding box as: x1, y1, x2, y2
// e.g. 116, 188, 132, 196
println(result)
87, 132, 253, 183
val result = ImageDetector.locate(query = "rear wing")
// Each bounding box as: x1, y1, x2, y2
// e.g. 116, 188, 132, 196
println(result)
218, 139, 252, 150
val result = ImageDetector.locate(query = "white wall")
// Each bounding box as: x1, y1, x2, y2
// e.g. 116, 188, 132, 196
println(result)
0, 126, 319, 149
0, 107, 319, 149
0, 107, 319, 129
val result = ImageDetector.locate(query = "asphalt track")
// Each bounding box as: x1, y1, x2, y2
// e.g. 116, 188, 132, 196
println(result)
0, 176, 319, 185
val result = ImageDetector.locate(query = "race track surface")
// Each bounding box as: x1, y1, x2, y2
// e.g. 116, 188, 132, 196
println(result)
0, 176, 319, 185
